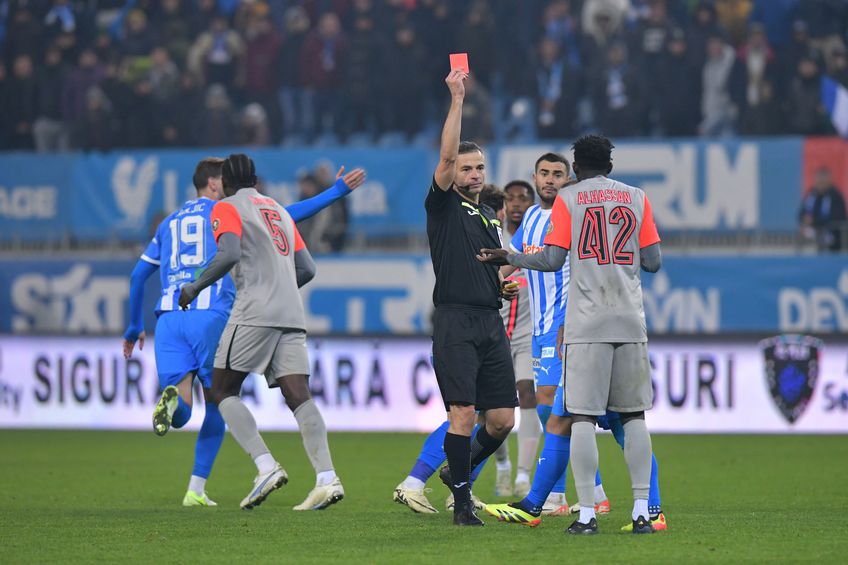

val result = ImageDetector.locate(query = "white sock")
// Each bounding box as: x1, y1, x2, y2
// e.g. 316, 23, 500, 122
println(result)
594, 483, 608, 503
514, 470, 530, 484
316, 470, 337, 486
632, 498, 649, 521
496, 459, 512, 472
188, 475, 206, 494
402, 476, 426, 490
579, 505, 596, 524
254, 453, 277, 475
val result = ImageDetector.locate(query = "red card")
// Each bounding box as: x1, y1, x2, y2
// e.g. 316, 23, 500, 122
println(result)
449, 53, 469, 74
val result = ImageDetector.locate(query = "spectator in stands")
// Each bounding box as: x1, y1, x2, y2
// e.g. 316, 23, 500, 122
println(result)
750, 0, 798, 49
536, 37, 578, 139
121, 10, 156, 57
581, 1, 626, 73
34, 47, 69, 152
244, 11, 282, 141
0, 63, 8, 150
828, 46, 848, 87
299, 12, 346, 140
4, 8, 43, 63
800, 167, 848, 252
44, 0, 78, 41
714, 0, 754, 46
78, 86, 117, 151
657, 28, 700, 136
460, 0, 498, 89
192, 83, 236, 146
779, 20, 814, 89
382, 25, 427, 138
699, 33, 741, 137
590, 40, 643, 137
628, 0, 675, 133
296, 172, 349, 253
686, 1, 722, 70
460, 74, 494, 144
188, 15, 245, 90
737, 23, 779, 134
61, 49, 105, 133
784, 53, 834, 135
795, 0, 848, 72
237, 103, 271, 146
277, 5, 311, 141
190, 0, 220, 39
148, 47, 180, 104
8, 54, 39, 150
341, 4, 382, 139
153, 0, 193, 67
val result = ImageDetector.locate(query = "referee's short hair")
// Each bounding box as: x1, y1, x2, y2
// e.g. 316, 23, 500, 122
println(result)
573, 135, 614, 171
458, 140, 483, 155
222, 153, 257, 191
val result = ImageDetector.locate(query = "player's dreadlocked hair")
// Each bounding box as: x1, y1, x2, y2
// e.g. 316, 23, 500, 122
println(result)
222, 153, 257, 194
572, 135, 614, 172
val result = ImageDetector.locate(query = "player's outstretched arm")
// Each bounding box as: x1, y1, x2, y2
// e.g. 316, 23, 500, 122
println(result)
178, 232, 240, 309
433, 69, 467, 191
477, 245, 568, 271
122, 259, 158, 358
286, 166, 367, 222
640, 243, 662, 273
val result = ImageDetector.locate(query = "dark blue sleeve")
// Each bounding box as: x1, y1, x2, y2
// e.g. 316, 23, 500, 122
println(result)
286, 178, 352, 222
123, 259, 158, 342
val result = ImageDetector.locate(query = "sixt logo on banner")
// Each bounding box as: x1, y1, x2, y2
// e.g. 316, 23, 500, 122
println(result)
10, 265, 129, 333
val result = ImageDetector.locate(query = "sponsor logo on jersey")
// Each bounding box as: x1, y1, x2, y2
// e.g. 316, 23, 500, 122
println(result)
760, 334, 821, 424
541, 347, 556, 359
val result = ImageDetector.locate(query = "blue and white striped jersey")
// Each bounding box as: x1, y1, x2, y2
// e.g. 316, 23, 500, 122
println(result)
510, 204, 569, 336
141, 197, 235, 315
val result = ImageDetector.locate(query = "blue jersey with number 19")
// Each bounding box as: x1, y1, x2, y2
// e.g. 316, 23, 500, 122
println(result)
140, 197, 235, 314
510, 204, 569, 336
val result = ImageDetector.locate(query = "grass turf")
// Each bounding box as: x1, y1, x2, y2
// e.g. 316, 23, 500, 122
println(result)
1, 431, 846, 563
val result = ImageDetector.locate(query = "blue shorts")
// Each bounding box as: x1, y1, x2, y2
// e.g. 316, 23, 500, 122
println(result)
532, 331, 562, 388
597, 411, 621, 430
553, 382, 570, 417
154, 309, 228, 389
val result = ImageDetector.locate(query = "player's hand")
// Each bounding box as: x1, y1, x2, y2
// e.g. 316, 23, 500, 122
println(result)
556, 325, 564, 359
122, 331, 145, 359
500, 280, 519, 301
445, 69, 467, 100
476, 248, 509, 265
338, 166, 366, 191
178, 284, 198, 310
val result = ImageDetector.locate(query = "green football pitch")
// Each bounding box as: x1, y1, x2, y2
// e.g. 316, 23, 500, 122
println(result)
2, 430, 846, 563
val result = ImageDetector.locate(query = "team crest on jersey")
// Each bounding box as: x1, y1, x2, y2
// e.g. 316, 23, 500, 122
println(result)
759, 334, 822, 424
212, 218, 220, 231
546, 221, 553, 235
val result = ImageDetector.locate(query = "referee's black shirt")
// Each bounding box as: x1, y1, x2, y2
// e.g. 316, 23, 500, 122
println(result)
425, 177, 502, 309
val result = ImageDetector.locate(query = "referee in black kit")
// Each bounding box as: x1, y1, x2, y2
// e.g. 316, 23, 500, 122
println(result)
425, 68, 518, 526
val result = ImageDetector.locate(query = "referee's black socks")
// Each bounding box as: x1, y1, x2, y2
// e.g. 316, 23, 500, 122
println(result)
469, 426, 503, 469
443, 432, 472, 508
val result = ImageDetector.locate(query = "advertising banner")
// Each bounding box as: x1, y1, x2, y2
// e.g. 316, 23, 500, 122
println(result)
0, 138, 807, 242
0, 335, 845, 433
2, 254, 847, 335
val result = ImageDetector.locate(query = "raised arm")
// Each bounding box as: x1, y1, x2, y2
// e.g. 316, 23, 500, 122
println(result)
433, 69, 468, 191
286, 166, 366, 222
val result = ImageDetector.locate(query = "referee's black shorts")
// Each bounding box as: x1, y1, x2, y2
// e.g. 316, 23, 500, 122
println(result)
432, 305, 518, 411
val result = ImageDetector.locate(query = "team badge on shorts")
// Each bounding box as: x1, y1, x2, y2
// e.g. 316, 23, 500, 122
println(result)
759, 334, 822, 424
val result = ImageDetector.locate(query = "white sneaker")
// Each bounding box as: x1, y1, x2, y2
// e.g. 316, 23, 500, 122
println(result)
513, 477, 531, 498
495, 468, 513, 497
393, 483, 438, 514
240, 463, 288, 509
542, 492, 570, 516
293, 477, 345, 510
446, 492, 485, 511
183, 490, 217, 507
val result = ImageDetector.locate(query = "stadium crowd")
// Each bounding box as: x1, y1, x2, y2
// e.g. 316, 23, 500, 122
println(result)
1, 0, 848, 152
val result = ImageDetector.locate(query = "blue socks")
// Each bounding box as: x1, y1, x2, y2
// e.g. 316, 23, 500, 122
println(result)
536, 404, 552, 429
172, 396, 192, 429
523, 432, 570, 511
408, 420, 449, 482
192, 403, 225, 479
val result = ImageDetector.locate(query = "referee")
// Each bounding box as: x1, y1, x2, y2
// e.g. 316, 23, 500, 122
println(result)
426, 69, 518, 526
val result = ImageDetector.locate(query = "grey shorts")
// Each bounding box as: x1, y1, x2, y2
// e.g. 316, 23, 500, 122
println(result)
214, 324, 310, 387
511, 343, 534, 383
564, 342, 653, 416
